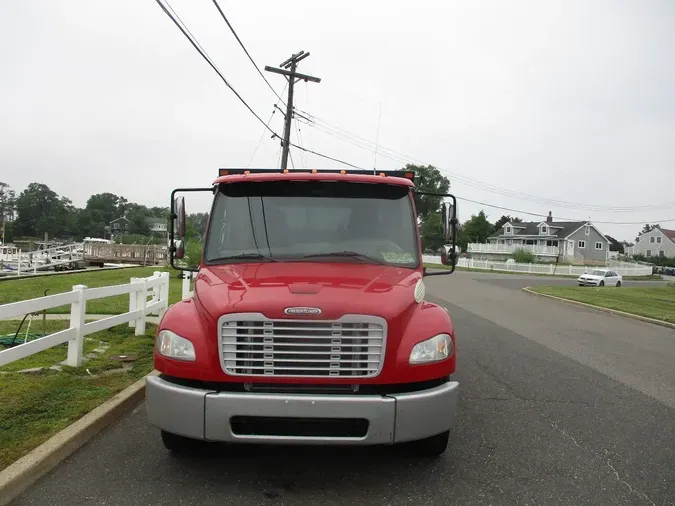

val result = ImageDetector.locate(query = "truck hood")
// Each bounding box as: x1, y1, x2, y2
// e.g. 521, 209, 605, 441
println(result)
193, 261, 422, 323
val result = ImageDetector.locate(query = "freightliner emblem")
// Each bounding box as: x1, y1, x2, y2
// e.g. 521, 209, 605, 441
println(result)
284, 307, 322, 316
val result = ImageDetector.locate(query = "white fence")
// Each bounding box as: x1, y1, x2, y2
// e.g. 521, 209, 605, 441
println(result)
182, 271, 197, 299
467, 243, 560, 256
0, 271, 169, 368
423, 256, 653, 276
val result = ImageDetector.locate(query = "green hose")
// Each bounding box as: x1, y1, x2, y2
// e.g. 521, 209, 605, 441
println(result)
0, 333, 44, 347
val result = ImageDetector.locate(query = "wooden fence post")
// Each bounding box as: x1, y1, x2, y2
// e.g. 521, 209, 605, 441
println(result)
135, 278, 148, 336
66, 284, 87, 367
128, 277, 139, 328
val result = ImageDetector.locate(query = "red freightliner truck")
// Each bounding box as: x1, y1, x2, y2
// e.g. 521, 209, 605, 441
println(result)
146, 168, 459, 456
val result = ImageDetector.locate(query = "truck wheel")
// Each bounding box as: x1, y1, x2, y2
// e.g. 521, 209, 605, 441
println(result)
161, 430, 198, 454
409, 431, 450, 457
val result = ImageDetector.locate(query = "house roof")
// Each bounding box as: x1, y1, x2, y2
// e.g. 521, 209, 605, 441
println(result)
491, 220, 590, 239
661, 228, 675, 244
110, 216, 131, 223
146, 217, 166, 225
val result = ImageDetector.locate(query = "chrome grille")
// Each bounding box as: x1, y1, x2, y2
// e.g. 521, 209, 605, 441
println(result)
218, 314, 386, 378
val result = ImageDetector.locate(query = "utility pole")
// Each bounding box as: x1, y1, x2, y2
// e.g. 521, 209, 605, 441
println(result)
265, 51, 321, 170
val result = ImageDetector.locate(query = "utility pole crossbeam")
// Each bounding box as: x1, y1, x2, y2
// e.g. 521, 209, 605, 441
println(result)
265, 51, 321, 170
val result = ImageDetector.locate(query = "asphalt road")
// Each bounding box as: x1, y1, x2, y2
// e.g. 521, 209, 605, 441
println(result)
12, 271, 675, 506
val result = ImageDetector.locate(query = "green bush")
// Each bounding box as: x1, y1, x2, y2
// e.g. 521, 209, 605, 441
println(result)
185, 240, 202, 269
513, 248, 536, 263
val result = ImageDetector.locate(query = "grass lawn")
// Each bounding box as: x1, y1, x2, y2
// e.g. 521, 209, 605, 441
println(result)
530, 285, 675, 323
0, 323, 156, 471
0, 267, 183, 314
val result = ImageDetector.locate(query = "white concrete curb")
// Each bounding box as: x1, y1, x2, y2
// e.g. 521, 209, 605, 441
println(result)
0, 370, 159, 506
522, 287, 675, 330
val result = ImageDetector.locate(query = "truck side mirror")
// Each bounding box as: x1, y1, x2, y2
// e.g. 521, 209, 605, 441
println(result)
174, 196, 186, 238
440, 244, 457, 267
174, 239, 185, 259
418, 194, 459, 277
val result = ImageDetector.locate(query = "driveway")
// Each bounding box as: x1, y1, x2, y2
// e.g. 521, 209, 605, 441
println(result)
11, 271, 675, 506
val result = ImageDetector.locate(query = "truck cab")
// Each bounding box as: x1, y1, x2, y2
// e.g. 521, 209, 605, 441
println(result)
146, 168, 459, 457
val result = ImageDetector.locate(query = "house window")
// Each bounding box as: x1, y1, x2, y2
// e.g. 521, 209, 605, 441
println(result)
646, 250, 652, 257
656, 237, 662, 244
659, 251, 665, 257
578, 240, 586, 248
540, 226, 548, 234
650, 237, 655, 243
498, 240, 504, 244
505, 226, 512, 234
595, 242, 603, 250
585, 226, 590, 235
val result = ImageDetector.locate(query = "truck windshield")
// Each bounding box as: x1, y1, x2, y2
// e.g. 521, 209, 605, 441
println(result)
204, 180, 419, 268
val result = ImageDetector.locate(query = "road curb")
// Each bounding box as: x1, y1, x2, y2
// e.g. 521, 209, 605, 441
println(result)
522, 287, 675, 330
0, 370, 159, 506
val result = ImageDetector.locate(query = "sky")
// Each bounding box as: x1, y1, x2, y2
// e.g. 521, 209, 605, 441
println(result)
1, 0, 674, 242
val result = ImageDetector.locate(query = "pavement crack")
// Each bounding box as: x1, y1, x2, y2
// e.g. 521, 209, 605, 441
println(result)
605, 455, 656, 506
548, 420, 656, 506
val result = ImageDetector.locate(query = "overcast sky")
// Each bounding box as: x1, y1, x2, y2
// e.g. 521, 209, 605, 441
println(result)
1, 0, 674, 241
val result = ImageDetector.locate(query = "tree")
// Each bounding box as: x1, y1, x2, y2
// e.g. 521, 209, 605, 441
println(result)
404, 164, 450, 219
14, 183, 71, 238
0, 182, 16, 243
124, 203, 151, 235
461, 211, 494, 246
605, 235, 624, 254
494, 215, 522, 230
420, 213, 444, 252
642, 224, 660, 234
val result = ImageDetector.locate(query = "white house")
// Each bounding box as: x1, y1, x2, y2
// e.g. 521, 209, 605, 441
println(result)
632, 227, 675, 259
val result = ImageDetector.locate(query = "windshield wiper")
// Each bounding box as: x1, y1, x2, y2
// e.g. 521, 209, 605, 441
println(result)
300, 251, 385, 265
212, 253, 276, 262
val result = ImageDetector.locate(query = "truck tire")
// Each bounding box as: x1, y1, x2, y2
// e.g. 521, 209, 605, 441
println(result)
161, 430, 198, 454
409, 430, 450, 457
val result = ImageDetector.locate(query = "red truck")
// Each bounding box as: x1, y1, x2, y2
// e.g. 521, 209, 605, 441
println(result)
146, 168, 459, 456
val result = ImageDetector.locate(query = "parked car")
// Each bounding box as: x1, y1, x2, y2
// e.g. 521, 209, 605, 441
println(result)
578, 269, 623, 287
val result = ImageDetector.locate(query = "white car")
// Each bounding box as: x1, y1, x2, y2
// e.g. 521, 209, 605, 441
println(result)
577, 269, 623, 287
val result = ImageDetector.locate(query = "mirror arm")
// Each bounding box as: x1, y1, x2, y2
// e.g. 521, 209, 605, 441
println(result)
415, 191, 458, 277
169, 186, 215, 273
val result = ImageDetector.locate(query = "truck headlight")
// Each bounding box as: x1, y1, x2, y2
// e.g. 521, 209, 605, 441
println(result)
157, 330, 196, 361
409, 333, 453, 364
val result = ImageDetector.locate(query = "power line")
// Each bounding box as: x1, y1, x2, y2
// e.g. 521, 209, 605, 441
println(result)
156, 1, 353, 170
297, 109, 675, 213
210, 0, 286, 106
455, 197, 675, 225
155, 0, 275, 136
294, 120, 307, 168
247, 82, 288, 167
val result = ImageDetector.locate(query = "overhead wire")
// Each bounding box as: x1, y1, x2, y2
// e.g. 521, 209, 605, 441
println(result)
210, 0, 287, 106
155, 0, 275, 135
297, 109, 675, 213
248, 82, 288, 167
156, 0, 356, 171
156, 1, 673, 222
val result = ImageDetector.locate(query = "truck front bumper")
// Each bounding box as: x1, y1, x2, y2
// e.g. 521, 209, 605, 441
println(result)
146, 376, 459, 445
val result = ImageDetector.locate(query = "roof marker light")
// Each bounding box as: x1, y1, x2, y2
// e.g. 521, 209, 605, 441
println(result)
283, 169, 289, 173
312, 169, 318, 173
379, 172, 386, 177
340, 170, 346, 174
244, 170, 250, 175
